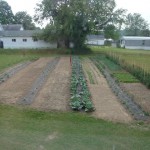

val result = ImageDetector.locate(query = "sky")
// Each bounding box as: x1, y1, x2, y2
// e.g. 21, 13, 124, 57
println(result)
4, 0, 150, 26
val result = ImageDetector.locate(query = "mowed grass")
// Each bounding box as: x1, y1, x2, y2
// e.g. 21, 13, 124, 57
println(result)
0, 54, 36, 72
0, 49, 61, 72
0, 104, 150, 150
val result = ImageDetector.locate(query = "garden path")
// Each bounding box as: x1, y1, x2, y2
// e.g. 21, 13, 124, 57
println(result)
121, 83, 150, 114
31, 57, 71, 111
82, 58, 132, 123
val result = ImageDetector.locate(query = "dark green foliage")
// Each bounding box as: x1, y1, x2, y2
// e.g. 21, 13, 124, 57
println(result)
70, 56, 94, 112
125, 13, 149, 36
14, 11, 36, 30
104, 24, 120, 40
0, 0, 15, 24
34, 0, 117, 48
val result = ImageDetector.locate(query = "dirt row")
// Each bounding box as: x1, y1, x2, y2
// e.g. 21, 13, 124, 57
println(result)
31, 57, 71, 111
121, 83, 150, 114
0, 58, 52, 104
82, 58, 132, 123
0, 57, 71, 112
0, 61, 31, 85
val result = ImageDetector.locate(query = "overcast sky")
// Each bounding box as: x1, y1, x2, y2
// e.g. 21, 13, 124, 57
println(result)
5, 0, 150, 25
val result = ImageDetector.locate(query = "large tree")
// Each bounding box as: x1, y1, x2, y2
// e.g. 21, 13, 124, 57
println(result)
104, 24, 119, 40
112, 8, 127, 31
34, 0, 117, 48
0, 0, 14, 24
14, 11, 36, 30
125, 13, 149, 36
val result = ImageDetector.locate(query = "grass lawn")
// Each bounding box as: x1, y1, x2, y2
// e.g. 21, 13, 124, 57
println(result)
0, 104, 150, 150
0, 48, 71, 72
0, 54, 37, 72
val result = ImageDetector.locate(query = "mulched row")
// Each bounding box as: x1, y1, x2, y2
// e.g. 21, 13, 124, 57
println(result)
19, 57, 60, 105
0, 61, 31, 85
92, 58, 150, 121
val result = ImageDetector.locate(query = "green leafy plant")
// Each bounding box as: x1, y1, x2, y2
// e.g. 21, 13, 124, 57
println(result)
70, 56, 94, 112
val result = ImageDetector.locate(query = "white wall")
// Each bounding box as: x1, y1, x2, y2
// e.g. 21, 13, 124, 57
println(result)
86, 40, 104, 45
125, 46, 150, 50
1, 37, 57, 49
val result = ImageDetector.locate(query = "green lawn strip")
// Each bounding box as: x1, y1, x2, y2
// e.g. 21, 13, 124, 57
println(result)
0, 104, 150, 150
113, 71, 140, 83
0, 54, 38, 72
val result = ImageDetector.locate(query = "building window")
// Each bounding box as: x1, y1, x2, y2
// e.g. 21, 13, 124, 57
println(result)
12, 39, 16, 42
33, 38, 38, 42
142, 40, 145, 45
23, 39, 27, 42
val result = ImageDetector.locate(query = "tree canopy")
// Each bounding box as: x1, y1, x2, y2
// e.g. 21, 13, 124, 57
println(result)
104, 24, 119, 40
14, 11, 36, 30
0, 0, 36, 30
124, 13, 150, 36
0, 0, 14, 24
34, 0, 117, 48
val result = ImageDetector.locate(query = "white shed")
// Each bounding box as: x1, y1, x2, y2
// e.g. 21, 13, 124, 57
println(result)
0, 24, 57, 49
86, 35, 104, 46
120, 36, 150, 50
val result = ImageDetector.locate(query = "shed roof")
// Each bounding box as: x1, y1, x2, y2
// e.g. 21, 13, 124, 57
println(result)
0, 30, 42, 37
2, 24, 24, 31
122, 36, 150, 40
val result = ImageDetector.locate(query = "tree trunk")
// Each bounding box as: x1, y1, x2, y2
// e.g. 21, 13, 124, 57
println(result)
57, 38, 70, 48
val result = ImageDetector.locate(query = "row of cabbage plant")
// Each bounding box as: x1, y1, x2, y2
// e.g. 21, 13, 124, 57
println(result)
70, 56, 94, 112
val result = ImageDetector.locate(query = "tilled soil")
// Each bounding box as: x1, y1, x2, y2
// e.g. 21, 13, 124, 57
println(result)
121, 83, 150, 114
0, 61, 31, 85
0, 58, 53, 104
82, 58, 132, 123
31, 57, 71, 111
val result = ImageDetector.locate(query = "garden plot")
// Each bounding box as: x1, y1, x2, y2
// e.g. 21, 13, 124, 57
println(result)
0, 61, 31, 85
31, 57, 71, 111
121, 83, 150, 114
0, 58, 53, 104
82, 58, 132, 123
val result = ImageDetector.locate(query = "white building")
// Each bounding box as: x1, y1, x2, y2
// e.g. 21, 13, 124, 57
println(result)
0, 24, 57, 49
120, 36, 150, 50
86, 35, 105, 46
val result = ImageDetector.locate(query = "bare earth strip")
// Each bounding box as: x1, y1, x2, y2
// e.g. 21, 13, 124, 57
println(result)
0, 61, 31, 85
82, 58, 132, 123
121, 83, 150, 114
31, 57, 71, 111
0, 58, 53, 104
